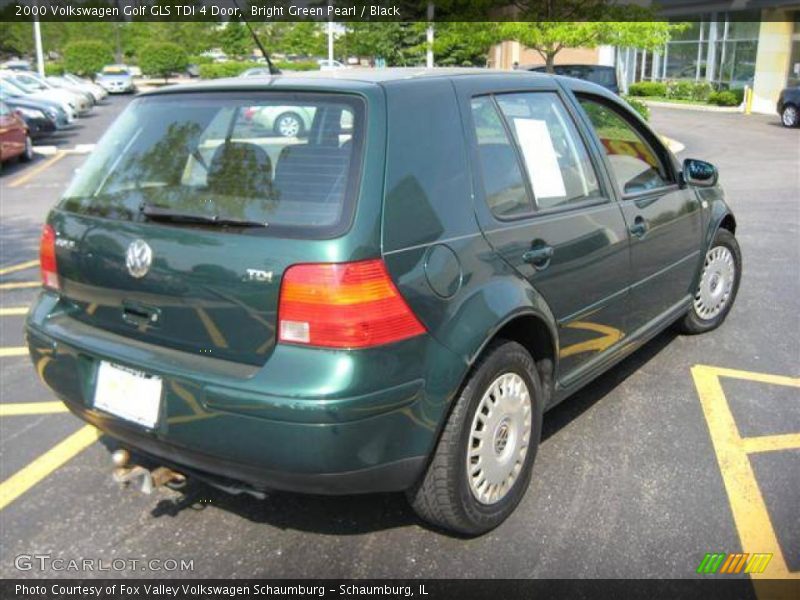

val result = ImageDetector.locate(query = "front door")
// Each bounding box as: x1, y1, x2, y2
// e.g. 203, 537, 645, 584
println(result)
574, 95, 703, 331
457, 81, 632, 384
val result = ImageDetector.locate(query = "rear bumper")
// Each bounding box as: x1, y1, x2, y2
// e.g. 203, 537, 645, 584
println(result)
26, 295, 466, 494
60, 397, 426, 494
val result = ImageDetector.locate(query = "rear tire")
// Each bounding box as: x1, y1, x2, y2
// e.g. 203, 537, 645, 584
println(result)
20, 135, 34, 162
407, 341, 543, 535
274, 112, 304, 138
678, 228, 741, 334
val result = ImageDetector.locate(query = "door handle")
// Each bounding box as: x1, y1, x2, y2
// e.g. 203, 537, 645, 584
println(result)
629, 216, 648, 238
522, 243, 554, 269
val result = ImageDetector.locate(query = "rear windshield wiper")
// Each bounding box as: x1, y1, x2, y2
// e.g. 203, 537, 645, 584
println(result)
140, 203, 268, 229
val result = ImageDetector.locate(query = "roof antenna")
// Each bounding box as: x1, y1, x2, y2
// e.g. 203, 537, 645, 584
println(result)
229, 0, 281, 75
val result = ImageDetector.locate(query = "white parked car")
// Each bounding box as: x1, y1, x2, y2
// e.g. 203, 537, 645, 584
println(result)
63, 73, 108, 101
49, 74, 107, 103
239, 67, 272, 78
317, 59, 347, 72
0, 74, 77, 121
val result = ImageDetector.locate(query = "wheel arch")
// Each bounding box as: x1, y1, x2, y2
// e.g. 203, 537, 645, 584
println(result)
703, 198, 737, 254
461, 299, 560, 410
718, 213, 737, 235
486, 312, 558, 408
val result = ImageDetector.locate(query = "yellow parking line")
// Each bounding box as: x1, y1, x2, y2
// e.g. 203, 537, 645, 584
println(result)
691, 365, 800, 581
0, 347, 27, 357
742, 433, 800, 454
0, 425, 99, 511
0, 260, 38, 276
0, 402, 68, 416
8, 151, 66, 188
703, 366, 800, 388
0, 281, 39, 291
0, 307, 29, 316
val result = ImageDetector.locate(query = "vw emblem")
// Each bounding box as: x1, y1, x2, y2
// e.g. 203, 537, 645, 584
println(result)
125, 239, 152, 279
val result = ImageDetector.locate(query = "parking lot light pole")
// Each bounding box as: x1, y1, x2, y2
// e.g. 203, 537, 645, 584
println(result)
327, 0, 334, 64
426, 3, 434, 68
328, 21, 334, 63
33, 18, 45, 77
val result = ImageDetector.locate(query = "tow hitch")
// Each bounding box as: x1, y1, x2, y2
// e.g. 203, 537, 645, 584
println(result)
111, 449, 186, 494
109, 448, 267, 500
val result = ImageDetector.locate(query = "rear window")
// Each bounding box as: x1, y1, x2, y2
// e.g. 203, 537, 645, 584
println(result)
61, 92, 365, 238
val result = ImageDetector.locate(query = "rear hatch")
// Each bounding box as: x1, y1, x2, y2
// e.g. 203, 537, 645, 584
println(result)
53, 90, 366, 366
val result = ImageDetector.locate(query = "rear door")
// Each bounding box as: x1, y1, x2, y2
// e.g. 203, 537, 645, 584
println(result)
455, 77, 632, 383
574, 93, 703, 331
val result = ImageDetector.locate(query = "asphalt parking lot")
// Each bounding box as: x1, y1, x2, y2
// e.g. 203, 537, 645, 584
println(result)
0, 96, 797, 580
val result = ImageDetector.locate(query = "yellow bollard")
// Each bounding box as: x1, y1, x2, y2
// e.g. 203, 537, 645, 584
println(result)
744, 86, 753, 115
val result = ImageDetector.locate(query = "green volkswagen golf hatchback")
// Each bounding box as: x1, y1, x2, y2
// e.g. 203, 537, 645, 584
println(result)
26, 69, 741, 534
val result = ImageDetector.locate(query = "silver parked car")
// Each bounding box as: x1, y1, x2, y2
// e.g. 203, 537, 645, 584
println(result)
5, 70, 92, 113
96, 65, 136, 94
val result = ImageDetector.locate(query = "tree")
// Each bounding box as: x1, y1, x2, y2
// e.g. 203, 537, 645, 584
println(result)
501, 21, 675, 72
219, 22, 252, 59
123, 22, 217, 60
431, 22, 503, 67
139, 42, 189, 83
343, 23, 426, 66
63, 41, 114, 79
501, 1, 679, 72
280, 22, 327, 58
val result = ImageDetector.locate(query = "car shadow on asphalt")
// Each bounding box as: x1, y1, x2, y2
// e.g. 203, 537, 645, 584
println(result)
123, 328, 679, 536
42, 125, 85, 148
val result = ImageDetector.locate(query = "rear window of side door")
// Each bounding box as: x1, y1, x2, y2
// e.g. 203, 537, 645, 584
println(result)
564, 85, 704, 330
453, 76, 632, 384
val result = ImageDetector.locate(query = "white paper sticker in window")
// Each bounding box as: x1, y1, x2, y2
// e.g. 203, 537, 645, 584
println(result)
513, 118, 566, 199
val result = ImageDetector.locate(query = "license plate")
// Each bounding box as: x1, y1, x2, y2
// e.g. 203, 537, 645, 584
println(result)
93, 362, 162, 429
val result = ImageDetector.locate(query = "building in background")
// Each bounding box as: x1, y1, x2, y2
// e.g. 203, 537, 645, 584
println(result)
490, 3, 800, 115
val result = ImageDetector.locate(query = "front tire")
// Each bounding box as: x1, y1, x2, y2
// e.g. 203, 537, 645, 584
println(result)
678, 228, 741, 334
781, 104, 799, 128
407, 341, 543, 535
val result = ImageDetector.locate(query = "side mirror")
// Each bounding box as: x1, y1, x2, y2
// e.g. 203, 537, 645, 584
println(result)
682, 158, 718, 187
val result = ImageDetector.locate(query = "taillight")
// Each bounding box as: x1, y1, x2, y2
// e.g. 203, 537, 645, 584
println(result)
39, 224, 59, 290
278, 259, 426, 349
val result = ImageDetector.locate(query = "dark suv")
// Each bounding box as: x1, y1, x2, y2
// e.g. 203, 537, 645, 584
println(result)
778, 85, 800, 127
26, 69, 740, 535
528, 64, 620, 94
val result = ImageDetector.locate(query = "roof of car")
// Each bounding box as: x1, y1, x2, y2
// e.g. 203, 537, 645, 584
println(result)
142, 67, 556, 95
139, 67, 622, 107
